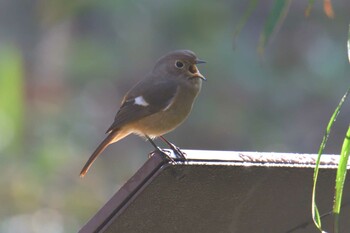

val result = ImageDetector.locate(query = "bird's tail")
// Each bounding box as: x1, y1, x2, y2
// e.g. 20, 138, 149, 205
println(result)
79, 129, 128, 177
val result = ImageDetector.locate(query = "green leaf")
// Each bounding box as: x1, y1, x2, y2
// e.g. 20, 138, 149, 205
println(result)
334, 126, 350, 214
333, 126, 350, 233
312, 87, 350, 232
258, 0, 292, 55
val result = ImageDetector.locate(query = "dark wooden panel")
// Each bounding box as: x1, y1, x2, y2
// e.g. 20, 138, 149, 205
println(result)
79, 151, 349, 233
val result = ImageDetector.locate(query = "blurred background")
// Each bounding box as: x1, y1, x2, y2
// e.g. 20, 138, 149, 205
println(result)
1, 0, 350, 232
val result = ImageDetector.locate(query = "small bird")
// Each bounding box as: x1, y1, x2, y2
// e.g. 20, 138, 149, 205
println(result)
79, 50, 206, 177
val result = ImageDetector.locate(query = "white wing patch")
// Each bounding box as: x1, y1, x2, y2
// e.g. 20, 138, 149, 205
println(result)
134, 96, 149, 107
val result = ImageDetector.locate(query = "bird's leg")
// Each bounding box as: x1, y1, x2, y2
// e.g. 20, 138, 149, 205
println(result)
145, 135, 174, 162
159, 136, 186, 160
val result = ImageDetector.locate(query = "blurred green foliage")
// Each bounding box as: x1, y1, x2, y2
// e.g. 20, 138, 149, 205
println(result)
0, 0, 349, 232
0, 44, 23, 151
257, 0, 292, 54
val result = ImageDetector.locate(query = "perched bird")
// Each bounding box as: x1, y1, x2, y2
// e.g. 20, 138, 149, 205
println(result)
80, 50, 206, 177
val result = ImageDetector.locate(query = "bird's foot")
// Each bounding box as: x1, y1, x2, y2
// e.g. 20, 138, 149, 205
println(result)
159, 136, 186, 160
148, 147, 175, 162
167, 143, 187, 160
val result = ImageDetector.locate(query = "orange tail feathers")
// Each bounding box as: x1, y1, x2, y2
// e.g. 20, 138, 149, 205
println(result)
79, 129, 129, 177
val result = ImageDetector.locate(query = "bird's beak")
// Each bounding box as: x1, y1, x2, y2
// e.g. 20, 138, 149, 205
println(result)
195, 59, 206, 64
189, 64, 206, 81
194, 69, 206, 81
191, 59, 206, 81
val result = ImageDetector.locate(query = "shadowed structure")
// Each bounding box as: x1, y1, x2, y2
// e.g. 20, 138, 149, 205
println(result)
79, 150, 350, 233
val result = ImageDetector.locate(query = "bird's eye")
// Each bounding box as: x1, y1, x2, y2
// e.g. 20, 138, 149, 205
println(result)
175, 60, 184, 69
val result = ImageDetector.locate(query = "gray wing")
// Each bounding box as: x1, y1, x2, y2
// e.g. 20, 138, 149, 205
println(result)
106, 79, 178, 133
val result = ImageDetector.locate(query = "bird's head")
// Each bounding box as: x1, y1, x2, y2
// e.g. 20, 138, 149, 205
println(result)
153, 50, 206, 83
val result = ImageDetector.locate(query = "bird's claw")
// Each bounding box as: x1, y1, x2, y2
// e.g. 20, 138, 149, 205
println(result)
171, 146, 187, 160
166, 142, 186, 160
148, 147, 175, 162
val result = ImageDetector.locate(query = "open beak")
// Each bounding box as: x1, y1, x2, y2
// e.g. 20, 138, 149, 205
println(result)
195, 59, 206, 64
194, 69, 206, 81
190, 60, 206, 81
